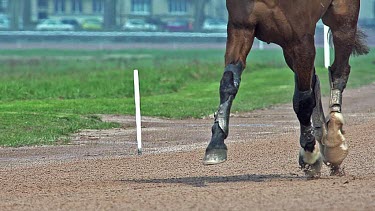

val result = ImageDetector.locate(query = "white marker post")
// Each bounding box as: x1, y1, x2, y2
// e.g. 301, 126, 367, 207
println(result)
324, 25, 330, 69
134, 69, 142, 155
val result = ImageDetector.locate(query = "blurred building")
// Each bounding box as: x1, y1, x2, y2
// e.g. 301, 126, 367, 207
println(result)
32, 0, 104, 20
29, 0, 227, 24
0, 0, 373, 29
360, 0, 375, 19
0, 0, 8, 13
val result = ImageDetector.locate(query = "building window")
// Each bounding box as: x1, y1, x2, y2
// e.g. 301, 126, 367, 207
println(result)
92, 0, 104, 13
71, 0, 82, 13
168, 0, 187, 14
54, 0, 66, 13
38, 0, 48, 8
131, 0, 151, 15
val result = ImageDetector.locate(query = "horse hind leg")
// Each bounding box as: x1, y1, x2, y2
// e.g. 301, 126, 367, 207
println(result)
323, 28, 360, 173
322, 1, 369, 175
320, 64, 350, 176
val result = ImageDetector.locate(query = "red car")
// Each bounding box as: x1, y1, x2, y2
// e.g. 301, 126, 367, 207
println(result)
164, 19, 193, 32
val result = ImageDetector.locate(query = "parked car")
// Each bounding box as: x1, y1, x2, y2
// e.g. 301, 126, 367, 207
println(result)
0, 16, 9, 30
122, 19, 157, 31
81, 18, 102, 31
61, 18, 81, 30
164, 19, 192, 32
36, 19, 74, 31
145, 17, 166, 31
202, 18, 227, 32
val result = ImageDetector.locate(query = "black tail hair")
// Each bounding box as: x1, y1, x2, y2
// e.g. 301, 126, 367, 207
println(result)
352, 28, 370, 56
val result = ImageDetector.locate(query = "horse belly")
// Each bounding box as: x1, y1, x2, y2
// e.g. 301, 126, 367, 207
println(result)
255, 20, 290, 45
255, 10, 293, 46
254, 1, 322, 46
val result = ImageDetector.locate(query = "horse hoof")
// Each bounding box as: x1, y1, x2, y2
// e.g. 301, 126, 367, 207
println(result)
302, 156, 322, 178
299, 149, 322, 178
329, 165, 346, 176
203, 148, 227, 165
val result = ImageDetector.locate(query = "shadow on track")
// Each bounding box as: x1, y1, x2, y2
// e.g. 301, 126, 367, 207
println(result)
120, 174, 309, 187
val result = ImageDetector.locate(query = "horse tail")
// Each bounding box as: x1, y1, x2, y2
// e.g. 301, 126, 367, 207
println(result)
352, 28, 370, 56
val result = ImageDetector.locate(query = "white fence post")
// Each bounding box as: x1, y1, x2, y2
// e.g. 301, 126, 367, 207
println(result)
324, 25, 330, 69
134, 69, 142, 155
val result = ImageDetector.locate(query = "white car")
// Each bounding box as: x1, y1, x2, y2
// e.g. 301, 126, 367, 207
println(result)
36, 19, 74, 31
122, 19, 157, 31
202, 19, 227, 32
0, 15, 9, 30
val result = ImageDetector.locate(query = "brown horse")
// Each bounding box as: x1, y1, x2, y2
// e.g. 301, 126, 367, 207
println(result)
203, 0, 369, 177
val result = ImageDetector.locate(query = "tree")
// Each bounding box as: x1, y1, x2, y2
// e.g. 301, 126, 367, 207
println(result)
23, 0, 32, 30
191, 0, 210, 31
8, 0, 21, 30
103, 0, 117, 31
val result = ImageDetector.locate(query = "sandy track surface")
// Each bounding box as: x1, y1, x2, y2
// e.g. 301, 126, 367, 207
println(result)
1, 83, 375, 211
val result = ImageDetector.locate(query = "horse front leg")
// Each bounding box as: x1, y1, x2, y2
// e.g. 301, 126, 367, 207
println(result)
297, 72, 324, 177
284, 34, 323, 177
294, 80, 323, 177
203, 26, 255, 165
203, 63, 242, 165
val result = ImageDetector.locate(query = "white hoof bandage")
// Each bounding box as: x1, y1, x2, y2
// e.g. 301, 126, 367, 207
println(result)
300, 144, 321, 165
323, 112, 348, 167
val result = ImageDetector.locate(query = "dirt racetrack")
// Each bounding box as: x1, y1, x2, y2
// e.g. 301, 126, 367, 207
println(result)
1, 83, 375, 211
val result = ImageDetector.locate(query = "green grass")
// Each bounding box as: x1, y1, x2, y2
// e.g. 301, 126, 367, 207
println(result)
0, 48, 374, 146
0, 112, 119, 146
